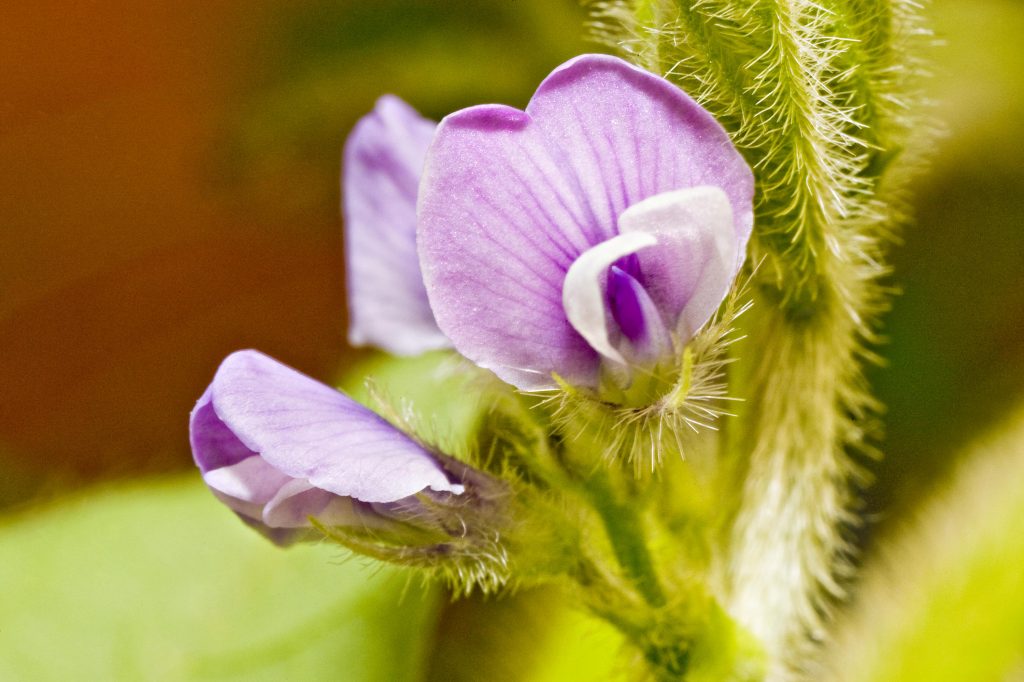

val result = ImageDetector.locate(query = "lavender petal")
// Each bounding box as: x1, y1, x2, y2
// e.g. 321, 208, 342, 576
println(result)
418, 55, 753, 388
192, 350, 462, 509
344, 95, 450, 355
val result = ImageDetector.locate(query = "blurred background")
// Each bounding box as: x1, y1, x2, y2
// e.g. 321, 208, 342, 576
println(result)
0, 0, 1021, 677
0, 0, 590, 503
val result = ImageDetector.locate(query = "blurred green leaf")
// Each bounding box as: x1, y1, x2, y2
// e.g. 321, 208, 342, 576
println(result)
0, 477, 441, 681
424, 586, 629, 682
828, 405, 1024, 681
867, 0, 1024, 522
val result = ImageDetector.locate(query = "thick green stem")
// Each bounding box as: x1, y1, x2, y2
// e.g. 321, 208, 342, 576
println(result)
576, 550, 765, 682
586, 471, 667, 608
725, 298, 867, 676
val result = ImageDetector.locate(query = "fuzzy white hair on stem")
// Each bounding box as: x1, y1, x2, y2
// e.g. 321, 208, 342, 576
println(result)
584, 0, 934, 678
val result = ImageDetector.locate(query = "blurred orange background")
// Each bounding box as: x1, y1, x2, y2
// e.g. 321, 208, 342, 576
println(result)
0, 0, 588, 505
2, 3, 345, 494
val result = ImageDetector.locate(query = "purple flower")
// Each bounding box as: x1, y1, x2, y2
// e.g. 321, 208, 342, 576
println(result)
343, 95, 450, 355
417, 54, 754, 390
190, 350, 465, 542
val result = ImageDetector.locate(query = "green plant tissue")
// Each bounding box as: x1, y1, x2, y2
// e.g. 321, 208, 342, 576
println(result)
0, 477, 440, 681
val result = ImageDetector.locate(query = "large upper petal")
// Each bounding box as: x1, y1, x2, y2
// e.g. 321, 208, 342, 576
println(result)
200, 350, 462, 503
418, 54, 754, 389
343, 95, 450, 355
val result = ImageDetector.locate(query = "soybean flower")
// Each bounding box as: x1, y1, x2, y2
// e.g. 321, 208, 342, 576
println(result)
190, 350, 468, 543
418, 54, 753, 391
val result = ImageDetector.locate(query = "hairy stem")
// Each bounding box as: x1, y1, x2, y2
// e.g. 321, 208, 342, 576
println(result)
587, 471, 667, 607
723, 4, 870, 678
585, 0, 931, 678
724, 298, 869, 677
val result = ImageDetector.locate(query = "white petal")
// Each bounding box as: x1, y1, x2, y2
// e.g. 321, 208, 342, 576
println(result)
562, 231, 657, 364
203, 456, 293, 521
262, 478, 355, 528
618, 186, 737, 339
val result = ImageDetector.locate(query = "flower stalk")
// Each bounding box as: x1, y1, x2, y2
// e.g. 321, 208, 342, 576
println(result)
587, 0, 932, 677
584, 469, 668, 608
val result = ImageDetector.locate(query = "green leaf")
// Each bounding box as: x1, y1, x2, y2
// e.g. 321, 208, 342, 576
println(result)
425, 586, 630, 682
827, 405, 1024, 681
0, 477, 441, 681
